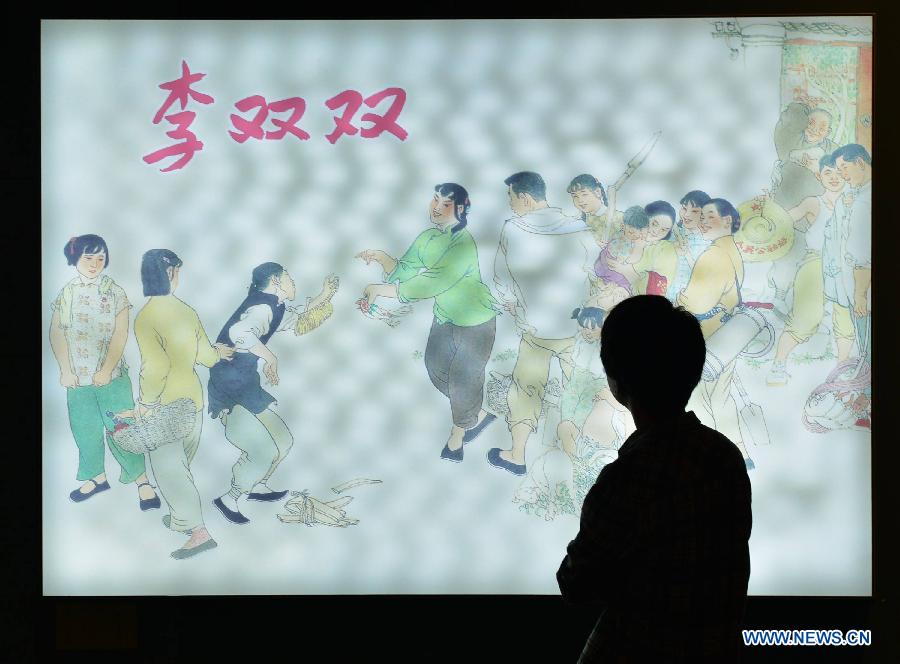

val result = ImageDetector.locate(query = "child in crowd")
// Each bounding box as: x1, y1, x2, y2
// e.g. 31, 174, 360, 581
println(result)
557, 307, 633, 466
593, 205, 650, 293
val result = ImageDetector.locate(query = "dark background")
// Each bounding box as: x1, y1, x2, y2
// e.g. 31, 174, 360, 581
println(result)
10, 4, 899, 662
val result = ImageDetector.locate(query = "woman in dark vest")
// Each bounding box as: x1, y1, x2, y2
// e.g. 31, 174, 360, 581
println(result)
208, 262, 338, 524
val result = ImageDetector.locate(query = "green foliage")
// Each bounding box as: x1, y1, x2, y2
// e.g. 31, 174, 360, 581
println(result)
493, 348, 517, 362
745, 357, 767, 371
555, 483, 577, 516
783, 44, 856, 70
518, 481, 578, 520
792, 336, 836, 365
744, 336, 836, 370
781, 43, 860, 146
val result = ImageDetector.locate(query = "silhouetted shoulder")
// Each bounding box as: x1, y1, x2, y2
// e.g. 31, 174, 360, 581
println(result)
607, 412, 749, 490
694, 419, 749, 475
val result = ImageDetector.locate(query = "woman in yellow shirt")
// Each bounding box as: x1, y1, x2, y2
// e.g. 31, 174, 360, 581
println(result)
633, 201, 678, 298
134, 249, 234, 559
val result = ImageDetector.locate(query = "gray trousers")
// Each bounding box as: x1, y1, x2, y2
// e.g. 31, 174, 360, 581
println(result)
221, 405, 294, 495
424, 317, 496, 429
148, 411, 204, 533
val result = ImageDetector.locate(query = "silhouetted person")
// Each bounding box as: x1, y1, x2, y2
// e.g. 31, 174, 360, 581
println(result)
557, 295, 752, 663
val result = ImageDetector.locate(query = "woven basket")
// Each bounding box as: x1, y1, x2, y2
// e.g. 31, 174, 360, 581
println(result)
108, 398, 197, 454
293, 302, 334, 336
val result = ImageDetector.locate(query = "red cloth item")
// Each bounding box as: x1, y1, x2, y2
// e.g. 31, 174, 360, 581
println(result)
646, 272, 668, 296
742, 301, 774, 309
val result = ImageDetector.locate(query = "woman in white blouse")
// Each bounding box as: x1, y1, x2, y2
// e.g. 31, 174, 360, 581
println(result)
49, 234, 160, 509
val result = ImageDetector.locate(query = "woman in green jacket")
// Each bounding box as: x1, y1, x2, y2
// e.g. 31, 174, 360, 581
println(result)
358, 183, 499, 462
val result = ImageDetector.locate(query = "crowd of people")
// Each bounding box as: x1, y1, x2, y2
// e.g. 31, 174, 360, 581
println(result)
49, 136, 872, 558
356, 172, 759, 490
50, 237, 338, 559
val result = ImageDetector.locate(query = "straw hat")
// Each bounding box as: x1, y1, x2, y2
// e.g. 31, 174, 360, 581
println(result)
734, 198, 795, 262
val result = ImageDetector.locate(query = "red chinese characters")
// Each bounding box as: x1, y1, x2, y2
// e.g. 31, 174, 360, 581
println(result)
229, 96, 310, 143
324, 90, 363, 144
325, 87, 408, 144
144, 62, 409, 172
152, 60, 215, 124
143, 111, 205, 173
143, 61, 215, 173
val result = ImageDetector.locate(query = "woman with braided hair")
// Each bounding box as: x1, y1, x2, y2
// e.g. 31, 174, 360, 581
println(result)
357, 183, 500, 463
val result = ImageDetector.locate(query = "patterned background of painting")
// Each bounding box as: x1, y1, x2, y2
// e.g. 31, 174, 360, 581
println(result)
41, 18, 871, 596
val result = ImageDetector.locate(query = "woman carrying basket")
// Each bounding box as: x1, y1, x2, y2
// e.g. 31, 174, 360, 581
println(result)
132, 249, 234, 559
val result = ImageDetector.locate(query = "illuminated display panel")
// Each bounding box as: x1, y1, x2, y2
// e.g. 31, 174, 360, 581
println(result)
42, 18, 871, 595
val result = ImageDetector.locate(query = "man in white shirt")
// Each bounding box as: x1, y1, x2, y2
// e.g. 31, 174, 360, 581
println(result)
827, 144, 872, 361
767, 153, 854, 386
490, 171, 594, 475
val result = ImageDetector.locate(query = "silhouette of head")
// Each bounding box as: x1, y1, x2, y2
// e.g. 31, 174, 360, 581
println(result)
600, 295, 705, 412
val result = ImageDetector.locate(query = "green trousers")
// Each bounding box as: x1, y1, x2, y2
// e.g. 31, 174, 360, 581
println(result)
148, 411, 204, 533
66, 372, 146, 484
221, 405, 294, 495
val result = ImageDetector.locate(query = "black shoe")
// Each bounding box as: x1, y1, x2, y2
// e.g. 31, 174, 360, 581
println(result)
213, 497, 249, 524
463, 412, 497, 444
69, 479, 111, 503
440, 443, 464, 463
247, 489, 289, 502
486, 448, 526, 476
137, 481, 161, 511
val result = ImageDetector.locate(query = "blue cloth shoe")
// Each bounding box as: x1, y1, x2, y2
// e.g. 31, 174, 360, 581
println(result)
487, 448, 526, 476
463, 412, 497, 444
69, 479, 111, 503
137, 481, 161, 511
171, 538, 218, 560
745, 458, 756, 471
247, 489, 289, 502
440, 443, 464, 463
213, 497, 250, 524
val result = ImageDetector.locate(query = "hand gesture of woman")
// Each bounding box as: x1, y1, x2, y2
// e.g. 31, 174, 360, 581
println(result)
356, 249, 397, 274
214, 343, 235, 361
